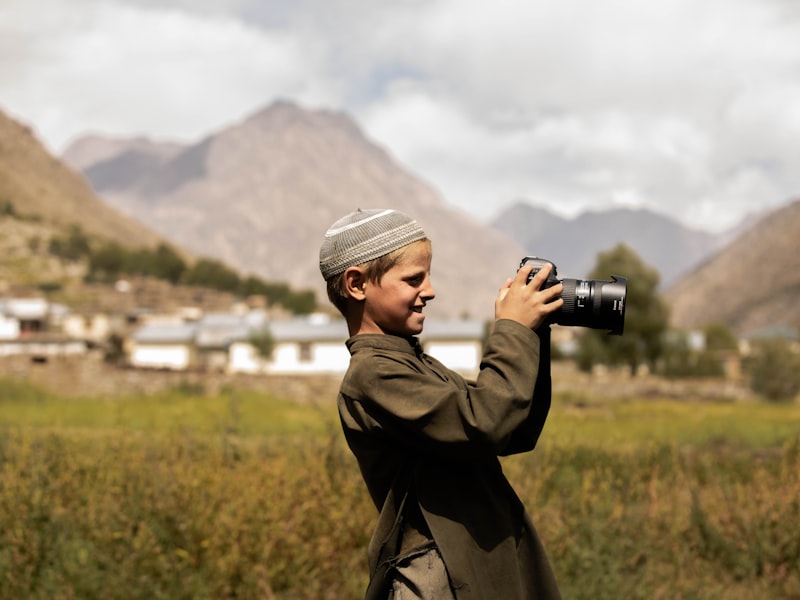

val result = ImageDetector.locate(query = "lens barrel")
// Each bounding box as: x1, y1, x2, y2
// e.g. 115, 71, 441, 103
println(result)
520, 256, 628, 335
555, 276, 627, 335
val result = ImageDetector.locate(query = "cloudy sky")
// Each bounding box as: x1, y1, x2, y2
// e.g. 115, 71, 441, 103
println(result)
2, 0, 799, 232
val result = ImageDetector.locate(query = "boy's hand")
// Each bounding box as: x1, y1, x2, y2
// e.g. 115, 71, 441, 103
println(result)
495, 262, 564, 330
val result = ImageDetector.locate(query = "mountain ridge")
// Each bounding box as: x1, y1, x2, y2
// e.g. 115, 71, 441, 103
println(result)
0, 109, 165, 248
665, 197, 800, 336
65, 101, 526, 320
490, 201, 722, 286
59, 100, 798, 335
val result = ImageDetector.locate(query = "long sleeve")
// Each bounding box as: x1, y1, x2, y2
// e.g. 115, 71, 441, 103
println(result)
500, 325, 553, 456
339, 320, 542, 460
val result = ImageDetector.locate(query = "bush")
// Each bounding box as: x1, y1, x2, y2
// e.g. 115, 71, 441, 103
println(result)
0, 430, 371, 600
745, 337, 800, 402
48, 226, 91, 262
4, 381, 798, 598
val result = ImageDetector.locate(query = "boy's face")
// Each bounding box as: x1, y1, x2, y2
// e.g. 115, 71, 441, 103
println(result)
359, 240, 435, 337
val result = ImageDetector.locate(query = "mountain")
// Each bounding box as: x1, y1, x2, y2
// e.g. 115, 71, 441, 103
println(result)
65, 101, 526, 320
490, 202, 722, 286
61, 135, 184, 173
0, 110, 166, 248
664, 198, 800, 337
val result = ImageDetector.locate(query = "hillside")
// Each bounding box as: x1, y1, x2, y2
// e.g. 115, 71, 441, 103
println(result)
491, 202, 722, 286
66, 101, 526, 320
0, 110, 164, 249
665, 198, 800, 336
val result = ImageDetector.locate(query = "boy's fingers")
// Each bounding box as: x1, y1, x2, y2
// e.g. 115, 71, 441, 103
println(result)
515, 263, 535, 285
496, 278, 513, 302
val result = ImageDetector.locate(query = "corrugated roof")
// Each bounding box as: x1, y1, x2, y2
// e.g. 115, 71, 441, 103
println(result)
133, 322, 198, 344
269, 318, 349, 342
131, 315, 486, 346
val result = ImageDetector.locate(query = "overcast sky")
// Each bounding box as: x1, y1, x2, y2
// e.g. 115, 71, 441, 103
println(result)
2, 0, 799, 232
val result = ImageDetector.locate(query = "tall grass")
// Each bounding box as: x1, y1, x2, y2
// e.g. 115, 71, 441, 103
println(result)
1, 376, 799, 599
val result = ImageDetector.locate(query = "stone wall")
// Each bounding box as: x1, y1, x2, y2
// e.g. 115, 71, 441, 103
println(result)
0, 351, 342, 403
0, 352, 755, 403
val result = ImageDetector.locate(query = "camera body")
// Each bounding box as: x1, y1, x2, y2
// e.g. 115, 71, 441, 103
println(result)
520, 256, 627, 335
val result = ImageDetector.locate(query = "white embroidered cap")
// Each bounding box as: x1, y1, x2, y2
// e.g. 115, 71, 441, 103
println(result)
319, 208, 427, 279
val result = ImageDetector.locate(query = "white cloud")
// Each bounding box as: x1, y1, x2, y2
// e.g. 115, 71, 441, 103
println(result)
1, 1, 337, 149
1, 0, 799, 232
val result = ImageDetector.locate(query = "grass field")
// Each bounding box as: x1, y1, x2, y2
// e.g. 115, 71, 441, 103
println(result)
1, 376, 799, 599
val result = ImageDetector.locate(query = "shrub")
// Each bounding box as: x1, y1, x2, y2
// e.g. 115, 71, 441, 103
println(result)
745, 337, 800, 402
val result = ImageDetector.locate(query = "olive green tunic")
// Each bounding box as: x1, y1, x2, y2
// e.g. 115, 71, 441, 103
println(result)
338, 319, 561, 599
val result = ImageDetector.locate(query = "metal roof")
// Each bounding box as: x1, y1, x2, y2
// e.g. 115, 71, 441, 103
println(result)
132, 322, 198, 344
132, 315, 486, 346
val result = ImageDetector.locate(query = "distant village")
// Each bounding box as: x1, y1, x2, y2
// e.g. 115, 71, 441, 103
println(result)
0, 285, 487, 377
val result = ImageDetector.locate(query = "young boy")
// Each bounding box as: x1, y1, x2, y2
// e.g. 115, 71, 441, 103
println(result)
319, 208, 563, 600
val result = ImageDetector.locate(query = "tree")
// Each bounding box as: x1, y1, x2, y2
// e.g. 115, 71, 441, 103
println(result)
49, 225, 91, 261
703, 322, 739, 353
183, 258, 241, 292
87, 241, 127, 282
283, 290, 316, 315
659, 329, 725, 378
575, 244, 669, 375
745, 337, 800, 402
151, 244, 187, 284
248, 328, 275, 360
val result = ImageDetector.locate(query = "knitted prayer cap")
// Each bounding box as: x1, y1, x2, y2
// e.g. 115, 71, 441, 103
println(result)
319, 208, 427, 279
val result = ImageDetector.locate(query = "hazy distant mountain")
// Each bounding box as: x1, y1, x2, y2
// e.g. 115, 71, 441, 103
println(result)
665, 198, 800, 337
61, 135, 184, 173
490, 201, 723, 286
61, 100, 797, 332
66, 101, 526, 319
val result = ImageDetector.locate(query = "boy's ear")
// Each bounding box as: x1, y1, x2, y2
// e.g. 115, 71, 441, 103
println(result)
343, 267, 368, 300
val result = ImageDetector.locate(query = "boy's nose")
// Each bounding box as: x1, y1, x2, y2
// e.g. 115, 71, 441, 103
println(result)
422, 278, 436, 300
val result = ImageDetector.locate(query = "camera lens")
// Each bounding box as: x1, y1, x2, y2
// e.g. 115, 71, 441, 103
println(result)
554, 276, 627, 335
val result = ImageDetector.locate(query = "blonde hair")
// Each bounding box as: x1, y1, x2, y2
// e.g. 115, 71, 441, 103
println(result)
325, 239, 429, 316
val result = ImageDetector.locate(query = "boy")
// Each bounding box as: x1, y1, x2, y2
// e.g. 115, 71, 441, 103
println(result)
319, 208, 563, 599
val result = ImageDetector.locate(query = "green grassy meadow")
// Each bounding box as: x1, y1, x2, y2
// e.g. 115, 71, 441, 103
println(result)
1, 376, 799, 599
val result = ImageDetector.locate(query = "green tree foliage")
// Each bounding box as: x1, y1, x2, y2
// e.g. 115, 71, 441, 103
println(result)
182, 258, 241, 292
240, 277, 291, 305
48, 226, 91, 261
575, 244, 669, 375
703, 322, 739, 352
745, 337, 800, 402
659, 330, 725, 378
87, 241, 127, 282
83, 241, 314, 315
239, 276, 316, 315
247, 327, 276, 360
282, 290, 316, 315
1, 199, 18, 217
151, 244, 187, 284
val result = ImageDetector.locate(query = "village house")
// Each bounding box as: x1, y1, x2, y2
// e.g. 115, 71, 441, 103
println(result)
130, 309, 488, 376
0, 295, 516, 377
0, 297, 86, 359
229, 314, 350, 375
128, 320, 199, 370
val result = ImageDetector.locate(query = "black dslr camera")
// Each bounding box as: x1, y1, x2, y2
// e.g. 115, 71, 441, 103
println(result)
520, 256, 627, 335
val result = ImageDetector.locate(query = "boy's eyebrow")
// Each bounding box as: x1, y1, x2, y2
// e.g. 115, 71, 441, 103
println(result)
402, 268, 428, 281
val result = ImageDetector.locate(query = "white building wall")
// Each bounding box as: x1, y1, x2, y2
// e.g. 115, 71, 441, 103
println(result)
62, 314, 113, 342
425, 341, 481, 374
228, 341, 350, 375
0, 315, 20, 340
130, 345, 191, 370
228, 342, 265, 374
310, 343, 350, 373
